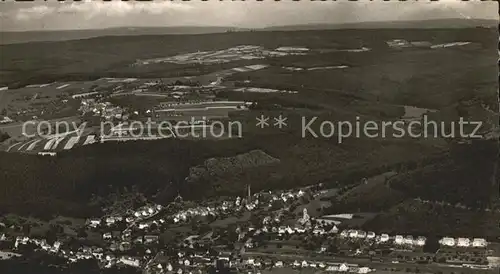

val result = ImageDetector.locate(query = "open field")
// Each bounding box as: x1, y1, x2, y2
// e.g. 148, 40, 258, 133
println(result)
0, 28, 496, 87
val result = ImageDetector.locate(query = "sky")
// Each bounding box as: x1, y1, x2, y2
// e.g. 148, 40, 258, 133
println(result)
0, 0, 497, 31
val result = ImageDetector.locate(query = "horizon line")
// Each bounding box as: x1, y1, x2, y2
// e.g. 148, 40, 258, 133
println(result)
1, 18, 497, 33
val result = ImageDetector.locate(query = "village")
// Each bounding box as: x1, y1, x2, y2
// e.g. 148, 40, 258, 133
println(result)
1, 178, 498, 274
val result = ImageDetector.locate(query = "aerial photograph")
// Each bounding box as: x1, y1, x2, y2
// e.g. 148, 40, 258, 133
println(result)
0, 0, 498, 273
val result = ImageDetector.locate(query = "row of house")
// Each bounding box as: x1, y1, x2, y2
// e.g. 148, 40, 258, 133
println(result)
440, 237, 488, 248
339, 230, 427, 247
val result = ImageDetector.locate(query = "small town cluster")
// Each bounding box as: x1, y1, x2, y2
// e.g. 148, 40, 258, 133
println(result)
1, 181, 497, 274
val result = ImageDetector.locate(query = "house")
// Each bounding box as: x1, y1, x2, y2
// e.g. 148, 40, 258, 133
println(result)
119, 256, 140, 267
105, 254, 115, 261
339, 263, 349, 272
301, 260, 308, 268
404, 235, 414, 245
245, 238, 253, 248
105, 217, 116, 225
92, 252, 103, 260
358, 267, 372, 273
394, 235, 404, 245
457, 238, 471, 247
144, 235, 159, 244
88, 219, 101, 228
103, 232, 112, 240
366, 231, 376, 239
379, 234, 390, 243
275, 261, 284, 267
41, 242, 51, 251
51, 241, 61, 253
348, 230, 359, 238
326, 266, 338, 271
72, 92, 99, 99
472, 238, 487, 247
415, 236, 426, 246
320, 244, 328, 253
357, 231, 367, 239
133, 237, 143, 244
440, 237, 455, 247
123, 229, 131, 237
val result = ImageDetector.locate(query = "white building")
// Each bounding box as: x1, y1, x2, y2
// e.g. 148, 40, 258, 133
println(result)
348, 230, 359, 238
440, 237, 456, 247
88, 219, 101, 227
51, 241, 61, 253
358, 267, 372, 274
119, 256, 140, 267
339, 263, 349, 272
404, 235, 414, 245
0, 116, 13, 124
357, 231, 367, 239
394, 235, 404, 245
415, 236, 426, 246
379, 234, 390, 243
366, 231, 376, 239
105, 217, 116, 225
72, 92, 99, 99
457, 238, 471, 247
472, 238, 487, 247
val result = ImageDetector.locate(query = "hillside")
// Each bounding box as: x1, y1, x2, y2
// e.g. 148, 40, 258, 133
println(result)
0, 131, 447, 219
264, 19, 497, 31
323, 140, 500, 238
0, 26, 243, 45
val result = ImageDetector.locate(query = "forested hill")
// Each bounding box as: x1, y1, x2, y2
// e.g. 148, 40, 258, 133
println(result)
0, 135, 496, 220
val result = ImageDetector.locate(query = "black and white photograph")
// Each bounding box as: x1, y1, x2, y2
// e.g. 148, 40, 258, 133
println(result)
0, 0, 498, 273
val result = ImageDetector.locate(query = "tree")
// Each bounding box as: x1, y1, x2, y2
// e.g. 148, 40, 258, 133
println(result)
0, 131, 10, 143
22, 224, 31, 235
